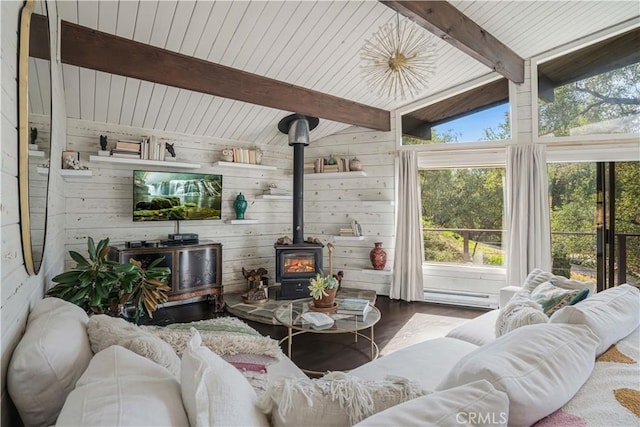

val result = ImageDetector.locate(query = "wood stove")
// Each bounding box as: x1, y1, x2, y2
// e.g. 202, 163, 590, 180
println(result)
275, 113, 323, 299
275, 244, 323, 299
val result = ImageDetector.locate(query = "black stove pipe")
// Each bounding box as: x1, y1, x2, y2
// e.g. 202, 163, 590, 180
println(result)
292, 142, 305, 244
277, 114, 319, 245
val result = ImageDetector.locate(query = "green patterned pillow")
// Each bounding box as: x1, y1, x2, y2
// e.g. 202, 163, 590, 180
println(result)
531, 280, 589, 316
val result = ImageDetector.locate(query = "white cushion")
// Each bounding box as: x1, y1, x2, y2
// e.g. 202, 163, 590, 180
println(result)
88, 314, 181, 377
350, 337, 478, 390
436, 323, 599, 427
446, 310, 499, 346
7, 297, 92, 427
550, 283, 640, 355
181, 329, 269, 427
257, 372, 427, 427
522, 268, 596, 295
56, 346, 189, 426
354, 380, 509, 427
494, 291, 548, 337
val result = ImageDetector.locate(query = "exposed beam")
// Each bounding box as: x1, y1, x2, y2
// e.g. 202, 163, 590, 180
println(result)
29, 13, 50, 60
381, 1, 524, 84
407, 79, 508, 125
539, 28, 640, 88
60, 21, 390, 132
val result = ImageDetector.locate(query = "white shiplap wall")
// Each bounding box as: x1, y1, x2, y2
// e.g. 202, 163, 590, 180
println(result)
304, 123, 397, 295
63, 117, 397, 296
63, 118, 295, 292
1, 0, 67, 424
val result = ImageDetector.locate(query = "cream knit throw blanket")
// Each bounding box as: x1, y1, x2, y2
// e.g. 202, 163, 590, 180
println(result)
141, 317, 282, 359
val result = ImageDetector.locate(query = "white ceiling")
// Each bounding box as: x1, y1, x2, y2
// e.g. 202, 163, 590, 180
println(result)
53, 1, 640, 146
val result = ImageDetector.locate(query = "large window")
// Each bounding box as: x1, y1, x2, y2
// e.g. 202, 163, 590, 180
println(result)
420, 167, 505, 266
402, 78, 510, 145
538, 29, 639, 137
548, 162, 639, 287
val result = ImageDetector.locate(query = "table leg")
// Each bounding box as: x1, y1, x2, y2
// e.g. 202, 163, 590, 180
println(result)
287, 326, 292, 358
370, 325, 374, 360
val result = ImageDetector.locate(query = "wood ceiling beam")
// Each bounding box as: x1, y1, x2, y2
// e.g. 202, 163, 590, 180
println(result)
29, 13, 50, 60
380, 1, 525, 84
60, 21, 390, 132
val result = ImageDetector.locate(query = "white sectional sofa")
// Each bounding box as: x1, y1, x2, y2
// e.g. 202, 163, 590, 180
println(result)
7, 277, 639, 427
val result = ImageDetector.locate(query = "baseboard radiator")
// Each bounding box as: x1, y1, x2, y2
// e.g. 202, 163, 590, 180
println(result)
423, 289, 498, 309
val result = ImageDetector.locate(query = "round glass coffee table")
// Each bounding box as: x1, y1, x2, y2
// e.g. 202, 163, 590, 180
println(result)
273, 298, 381, 375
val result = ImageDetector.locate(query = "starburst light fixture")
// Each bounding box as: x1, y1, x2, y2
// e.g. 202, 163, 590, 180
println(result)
360, 14, 435, 100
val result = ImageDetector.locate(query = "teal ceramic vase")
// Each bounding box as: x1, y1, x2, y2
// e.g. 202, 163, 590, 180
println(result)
234, 193, 248, 219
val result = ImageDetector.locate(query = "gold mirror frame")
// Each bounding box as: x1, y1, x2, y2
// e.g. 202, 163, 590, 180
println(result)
19, 0, 51, 275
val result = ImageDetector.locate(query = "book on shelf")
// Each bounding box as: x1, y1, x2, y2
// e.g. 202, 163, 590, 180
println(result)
336, 298, 372, 317
116, 140, 141, 151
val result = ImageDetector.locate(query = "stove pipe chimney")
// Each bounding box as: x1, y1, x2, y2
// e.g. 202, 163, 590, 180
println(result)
277, 114, 319, 244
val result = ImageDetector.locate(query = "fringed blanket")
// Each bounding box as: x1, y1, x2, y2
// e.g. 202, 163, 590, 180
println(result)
535, 326, 640, 426
142, 317, 282, 393
141, 317, 282, 359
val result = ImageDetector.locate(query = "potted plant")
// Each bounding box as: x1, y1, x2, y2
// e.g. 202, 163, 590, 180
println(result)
308, 273, 339, 310
47, 237, 171, 322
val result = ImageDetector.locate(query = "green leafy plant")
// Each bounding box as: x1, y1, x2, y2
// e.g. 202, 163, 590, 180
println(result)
47, 237, 171, 321
308, 273, 339, 299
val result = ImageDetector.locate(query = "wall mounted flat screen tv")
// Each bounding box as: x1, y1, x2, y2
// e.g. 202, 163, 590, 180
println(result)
133, 170, 223, 222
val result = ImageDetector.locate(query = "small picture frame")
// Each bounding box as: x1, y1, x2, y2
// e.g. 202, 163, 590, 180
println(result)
62, 151, 80, 169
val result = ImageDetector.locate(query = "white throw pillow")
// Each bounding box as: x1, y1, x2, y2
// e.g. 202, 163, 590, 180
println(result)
7, 297, 92, 427
181, 329, 269, 427
88, 314, 181, 377
354, 380, 509, 427
494, 291, 548, 337
257, 371, 427, 427
56, 346, 189, 426
522, 268, 595, 296
550, 283, 640, 355
436, 323, 599, 427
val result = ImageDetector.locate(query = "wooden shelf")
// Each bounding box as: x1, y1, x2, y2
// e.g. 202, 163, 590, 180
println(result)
362, 200, 394, 206
304, 171, 366, 179
29, 150, 45, 158
89, 155, 200, 169
213, 161, 276, 171
228, 219, 259, 224
332, 235, 365, 241
255, 194, 292, 200
37, 167, 93, 177
361, 269, 392, 275
62, 169, 93, 177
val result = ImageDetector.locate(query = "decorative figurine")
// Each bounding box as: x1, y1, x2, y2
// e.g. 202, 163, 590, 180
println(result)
233, 193, 248, 220
30, 127, 38, 145
99, 135, 108, 151
165, 143, 176, 158
221, 148, 234, 162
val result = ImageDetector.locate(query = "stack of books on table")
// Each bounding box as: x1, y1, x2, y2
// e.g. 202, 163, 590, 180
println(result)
336, 298, 372, 318
111, 140, 141, 159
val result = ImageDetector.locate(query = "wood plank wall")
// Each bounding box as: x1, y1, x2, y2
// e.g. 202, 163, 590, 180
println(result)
63, 118, 397, 296
304, 123, 396, 294
1, 2, 67, 424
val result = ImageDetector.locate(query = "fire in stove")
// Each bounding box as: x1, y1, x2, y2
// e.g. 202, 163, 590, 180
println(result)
284, 257, 316, 274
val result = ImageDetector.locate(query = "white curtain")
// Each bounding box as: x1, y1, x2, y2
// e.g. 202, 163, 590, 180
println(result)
391, 150, 424, 301
506, 144, 552, 286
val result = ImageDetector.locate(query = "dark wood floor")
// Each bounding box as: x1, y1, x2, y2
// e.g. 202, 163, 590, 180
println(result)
147, 296, 489, 374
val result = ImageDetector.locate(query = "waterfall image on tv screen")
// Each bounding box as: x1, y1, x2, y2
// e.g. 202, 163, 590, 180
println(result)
133, 170, 223, 221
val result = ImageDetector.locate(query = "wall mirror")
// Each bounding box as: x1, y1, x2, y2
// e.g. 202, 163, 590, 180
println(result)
19, 0, 52, 275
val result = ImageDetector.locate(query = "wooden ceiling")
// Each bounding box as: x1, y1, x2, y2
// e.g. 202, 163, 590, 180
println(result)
50, 1, 639, 146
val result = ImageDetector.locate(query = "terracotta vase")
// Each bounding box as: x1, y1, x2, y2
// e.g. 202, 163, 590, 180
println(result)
313, 287, 337, 308
369, 242, 387, 270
